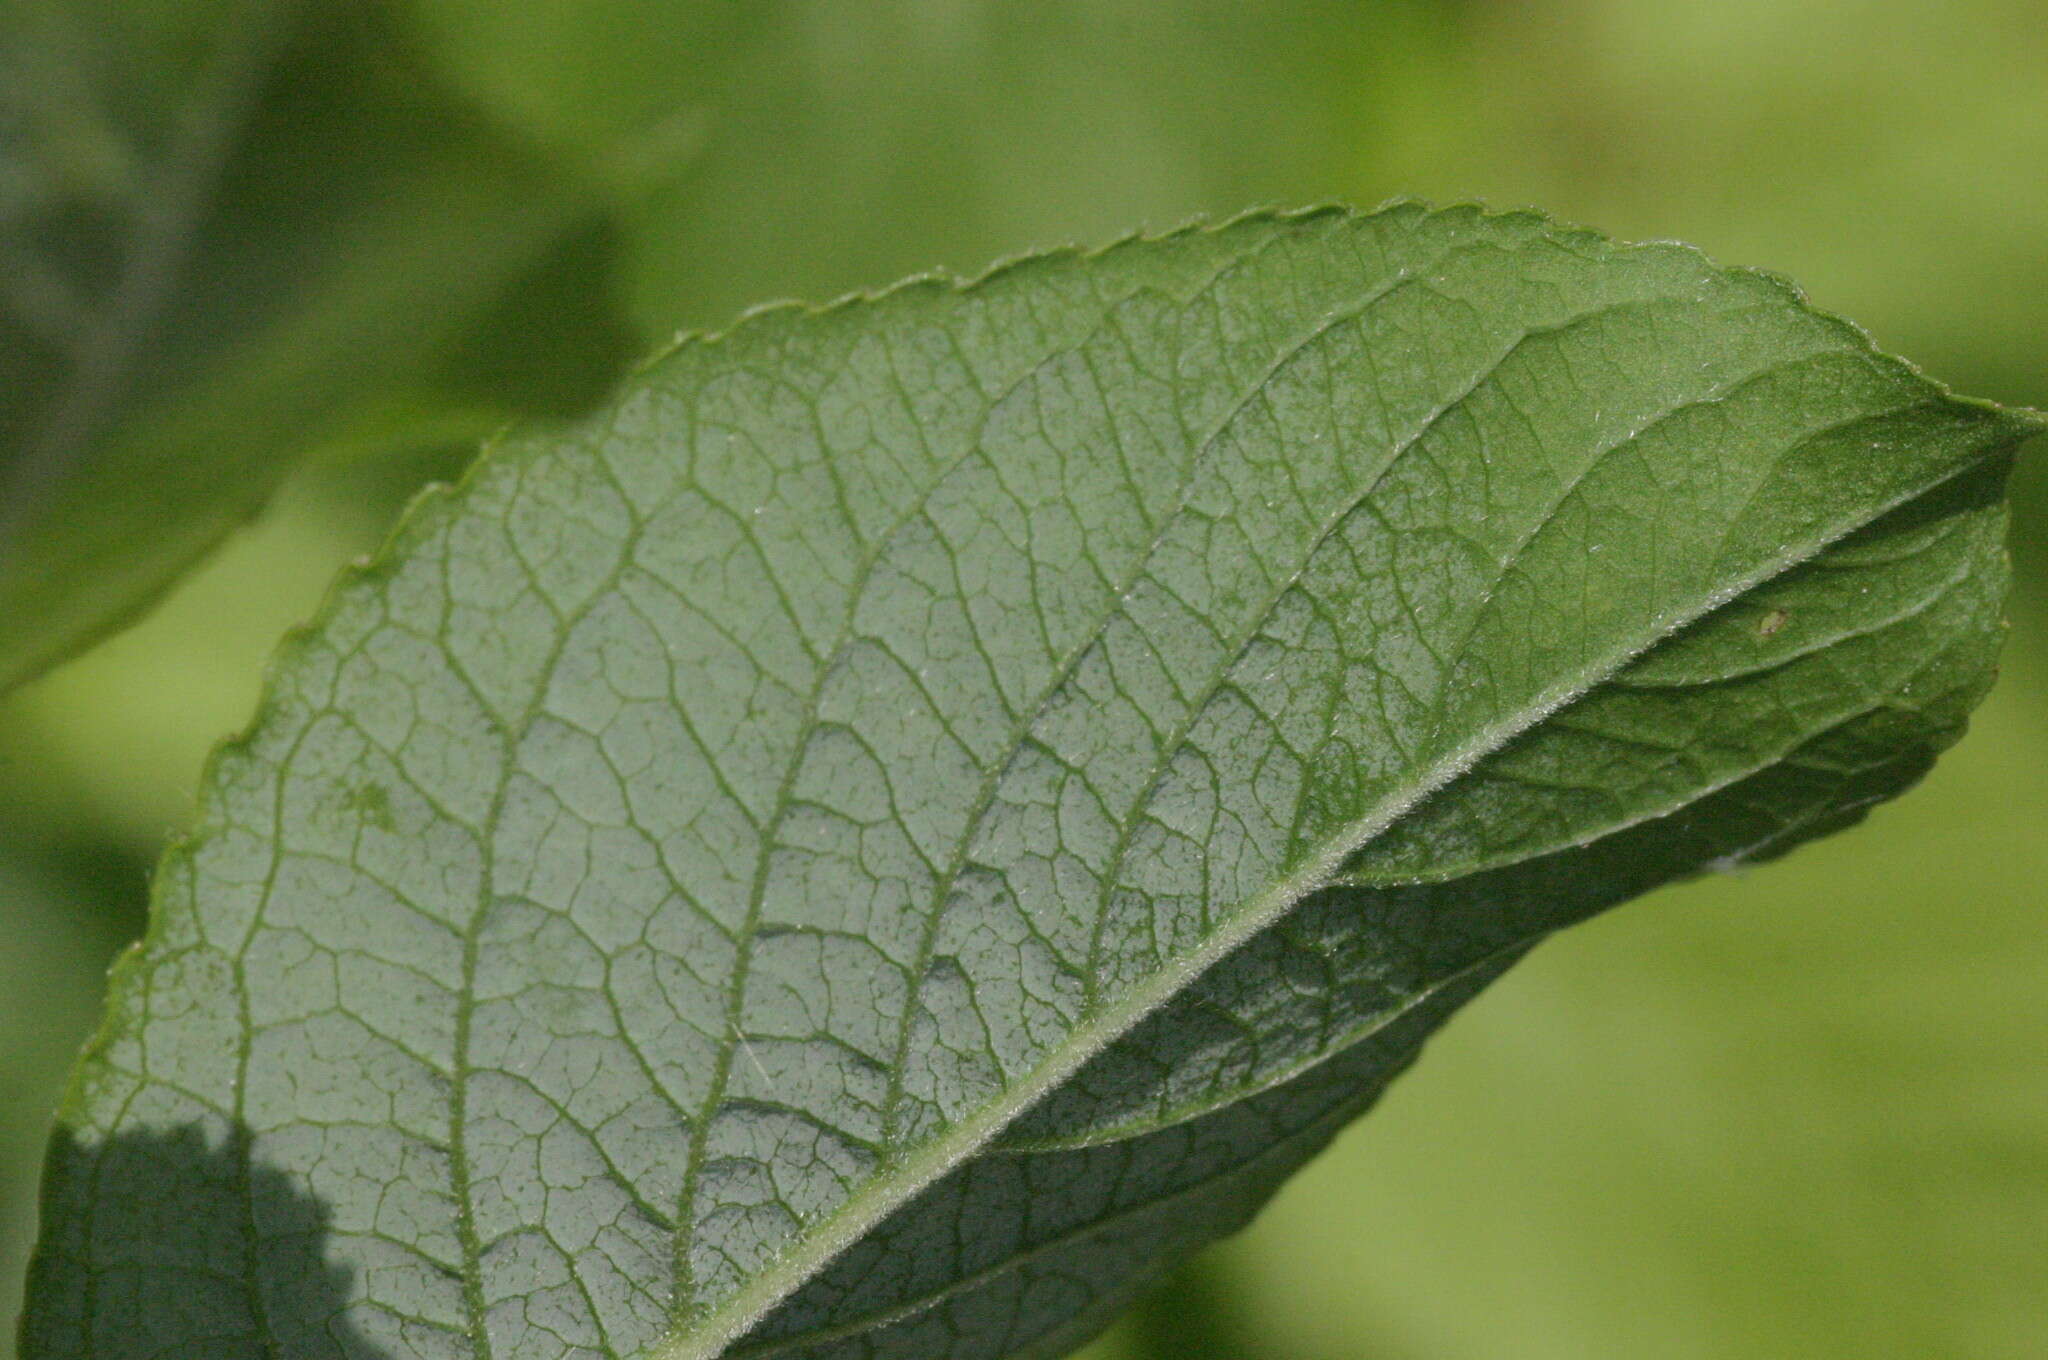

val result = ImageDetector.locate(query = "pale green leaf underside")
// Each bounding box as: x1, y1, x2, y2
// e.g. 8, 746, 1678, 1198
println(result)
24, 204, 2043, 1360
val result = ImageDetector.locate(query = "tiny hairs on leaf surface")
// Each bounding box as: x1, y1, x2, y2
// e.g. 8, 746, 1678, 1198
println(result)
23, 203, 2046, 1360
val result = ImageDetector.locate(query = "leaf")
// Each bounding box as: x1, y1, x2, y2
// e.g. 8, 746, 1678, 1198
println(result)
23, 203, 2043, 1360
0, 0, 647, 691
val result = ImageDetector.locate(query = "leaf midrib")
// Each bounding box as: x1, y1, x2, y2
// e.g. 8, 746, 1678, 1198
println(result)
997, 561, 1976, 1157
718, 1015, 1410, 1360
663, 224, 1480, 1317
1073, 306, 1845, 1007
871, 237, 1493, 1133
644, 434, 1989, 1360
995, 938, 1535, 1156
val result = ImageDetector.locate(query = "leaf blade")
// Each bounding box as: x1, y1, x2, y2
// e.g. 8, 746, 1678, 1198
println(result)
24, 203, 2043, 1360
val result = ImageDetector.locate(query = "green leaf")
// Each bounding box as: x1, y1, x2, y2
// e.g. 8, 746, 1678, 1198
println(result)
0, 0, 643, 691
24, 204, 2042, 1360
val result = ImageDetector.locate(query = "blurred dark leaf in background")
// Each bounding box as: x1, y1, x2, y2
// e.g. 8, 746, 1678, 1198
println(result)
0, 0, 755, 689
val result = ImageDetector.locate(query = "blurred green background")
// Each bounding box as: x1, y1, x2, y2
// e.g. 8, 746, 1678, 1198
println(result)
3, 1, 2044, 1356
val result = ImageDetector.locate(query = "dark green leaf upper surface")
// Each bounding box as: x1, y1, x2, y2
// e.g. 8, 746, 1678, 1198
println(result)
0, 0, 645, 690
23, 204, 2042, 1360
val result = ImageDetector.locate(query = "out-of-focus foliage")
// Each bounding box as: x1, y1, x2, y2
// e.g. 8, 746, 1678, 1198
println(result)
0, 0, 704, 689
619, 0, 1404, 333
2, 1, 2043, 1357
